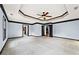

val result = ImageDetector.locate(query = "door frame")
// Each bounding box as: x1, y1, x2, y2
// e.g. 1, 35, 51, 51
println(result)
41, 24, 53, 37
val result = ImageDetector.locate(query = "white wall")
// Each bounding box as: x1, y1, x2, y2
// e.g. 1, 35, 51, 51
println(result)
53, 20, 79, 40
0, 7, 8, 51
8, 22, 22, 38
29, 24, 42, 36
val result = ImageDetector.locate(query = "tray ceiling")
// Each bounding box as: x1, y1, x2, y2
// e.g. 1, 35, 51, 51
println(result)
4, 4, 75, 23
19, 4, 68, 21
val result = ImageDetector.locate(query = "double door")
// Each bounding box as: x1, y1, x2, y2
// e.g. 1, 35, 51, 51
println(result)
42, 24, 53, 37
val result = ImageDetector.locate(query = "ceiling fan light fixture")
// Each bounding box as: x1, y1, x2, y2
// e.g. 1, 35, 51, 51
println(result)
37, 11, 52, 20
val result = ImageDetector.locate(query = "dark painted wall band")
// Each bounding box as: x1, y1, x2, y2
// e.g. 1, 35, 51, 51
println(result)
8, 18, 79, 25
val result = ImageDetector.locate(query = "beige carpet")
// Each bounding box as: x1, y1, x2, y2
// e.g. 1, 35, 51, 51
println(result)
1, 36, 79, 55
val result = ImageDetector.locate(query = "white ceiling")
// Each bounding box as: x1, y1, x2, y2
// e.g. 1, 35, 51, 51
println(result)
3, 4, 79, 23
20, 4, 67, 20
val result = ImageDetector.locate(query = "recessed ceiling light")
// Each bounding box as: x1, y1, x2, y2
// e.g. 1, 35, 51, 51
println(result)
74, 6, 78, 10
10, 13, 13, 15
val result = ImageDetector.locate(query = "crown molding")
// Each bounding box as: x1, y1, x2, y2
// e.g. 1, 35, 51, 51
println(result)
19, 10, 69, 21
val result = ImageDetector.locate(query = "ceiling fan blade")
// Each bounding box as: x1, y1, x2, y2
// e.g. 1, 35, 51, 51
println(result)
45, 12, 49, 15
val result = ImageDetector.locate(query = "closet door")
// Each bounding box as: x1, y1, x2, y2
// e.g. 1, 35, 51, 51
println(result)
41, 25, 45, 36
3, 16, 6, 41
49, 25, 53, 37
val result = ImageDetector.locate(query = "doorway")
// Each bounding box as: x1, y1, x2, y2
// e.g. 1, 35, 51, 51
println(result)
22, 24, 27, 36
42, 24, 53, 37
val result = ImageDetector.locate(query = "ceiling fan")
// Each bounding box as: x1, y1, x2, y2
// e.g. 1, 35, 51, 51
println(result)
37, 12, 52, 20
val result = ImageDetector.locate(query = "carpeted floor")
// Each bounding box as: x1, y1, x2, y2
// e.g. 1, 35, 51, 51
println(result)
1, 36, 79, 55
